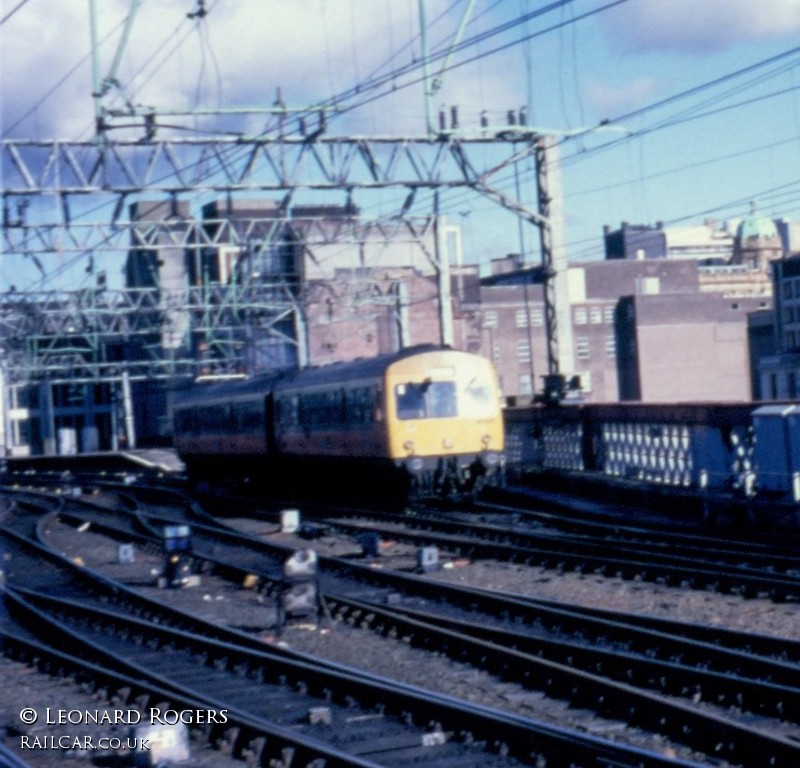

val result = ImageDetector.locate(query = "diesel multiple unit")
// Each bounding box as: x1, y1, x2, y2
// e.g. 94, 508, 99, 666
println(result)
172, 346, 505, 501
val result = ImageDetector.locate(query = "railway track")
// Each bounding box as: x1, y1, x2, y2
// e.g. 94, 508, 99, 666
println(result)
1, 603, 375, 768
18, 486, 800, 766
317, 510, 800, 602
477, 493, 800, 569
0, 499, 709, 768
161, 473, 800, 599
18, 471, 800, 598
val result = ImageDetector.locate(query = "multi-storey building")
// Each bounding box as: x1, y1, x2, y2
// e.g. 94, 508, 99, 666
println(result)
757, 254, 800, 399
616, 292, 768, 402
3, 195, 793, 455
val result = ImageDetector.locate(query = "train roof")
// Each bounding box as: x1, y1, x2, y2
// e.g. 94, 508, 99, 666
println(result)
274, 344, 450, 390
173, 345, 455, 406
172, 370, 287, 407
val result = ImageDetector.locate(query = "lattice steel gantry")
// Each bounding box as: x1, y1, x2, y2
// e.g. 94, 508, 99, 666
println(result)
0, 132, 565, 381
0, 129, 567, 454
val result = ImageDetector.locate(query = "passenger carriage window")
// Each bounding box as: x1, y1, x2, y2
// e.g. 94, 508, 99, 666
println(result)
345, 387, 373, 425
299, 389, 345, 428
186, 409, 200, 433
395, 381, 457, 420
174, 409, 191, 433
276, 395, 300, 427
205, 404, 230, 432
239, 401, 264, 431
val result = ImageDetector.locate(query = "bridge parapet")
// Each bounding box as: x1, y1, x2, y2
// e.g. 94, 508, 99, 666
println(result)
505, 403, 759, 495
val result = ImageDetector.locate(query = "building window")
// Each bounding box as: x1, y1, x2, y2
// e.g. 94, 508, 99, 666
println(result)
605, 336, 616, 358
530, 308, 544, 326
770, 373, 778, 399
574, 307, 587, 325
492, 342, 501, 364
603, 305, 615, 324
518, 373, 533, 396
515, 309, 528, 328
590, 307, 603, 324
516, 340, 531, 363
575, 337, 590, 359
483, 311, 498, 328
637, 276, 660, 295
789, 372, 798, 399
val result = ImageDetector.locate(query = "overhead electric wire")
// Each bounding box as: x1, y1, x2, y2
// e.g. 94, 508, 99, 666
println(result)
394, 16, 800, 223
119, 2, 219, 112
250, 0, 587, 139
9, 1, 800, 290
315, 0, 577, 113
308, 0, 614, 131
556, 42, 800, 171
419, 37, 800, 235
643, 82, 800, 137
6, 0, 591, 266
612, 43, 800, 127
2, 16, 127, 136
0, 0, 33, 26
566, 133, 800, 201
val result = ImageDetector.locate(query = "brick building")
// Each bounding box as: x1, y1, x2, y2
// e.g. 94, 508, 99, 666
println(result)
616, 292, 767, 402
757, 253, 800, 399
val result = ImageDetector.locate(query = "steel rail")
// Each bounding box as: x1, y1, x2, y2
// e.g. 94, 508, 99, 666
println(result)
34, 501, 800, 766
319, 516, 800, 601
0, 512, 705, 768
0, 608, 380, 768
5, 586, 693, 768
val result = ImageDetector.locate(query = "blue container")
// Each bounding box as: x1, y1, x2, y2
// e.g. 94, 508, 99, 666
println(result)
753, 404, 798, 493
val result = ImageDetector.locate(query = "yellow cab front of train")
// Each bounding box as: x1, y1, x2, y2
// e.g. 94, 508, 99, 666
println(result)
383, 348, 505, 493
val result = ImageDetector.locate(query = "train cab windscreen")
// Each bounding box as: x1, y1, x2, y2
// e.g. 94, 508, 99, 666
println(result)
460, 377, 497, 418
395, 380, 457, 420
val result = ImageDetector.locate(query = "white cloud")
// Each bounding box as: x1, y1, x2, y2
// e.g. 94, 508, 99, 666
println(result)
600, 0, 800, 53
1, 1, 427, 139
1, 1, 534, 141
0, 1, 92, 137
584, 76, 665, 116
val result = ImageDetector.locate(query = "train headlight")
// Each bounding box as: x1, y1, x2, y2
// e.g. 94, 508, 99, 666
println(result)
407, 457, 425, 473
403, 440, 415, 455
481, 451, 500, 468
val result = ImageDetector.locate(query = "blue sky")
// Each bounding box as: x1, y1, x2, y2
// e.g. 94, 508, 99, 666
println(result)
2, 0, 800, 288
